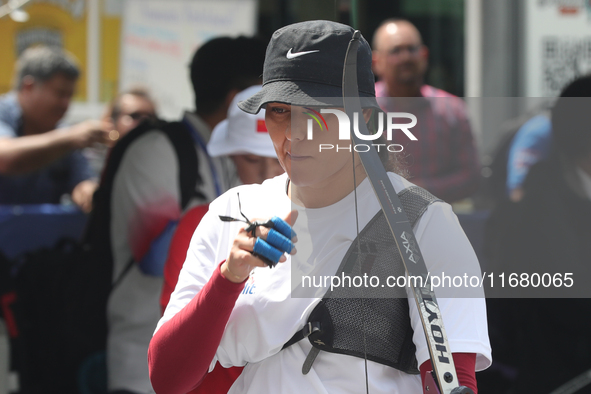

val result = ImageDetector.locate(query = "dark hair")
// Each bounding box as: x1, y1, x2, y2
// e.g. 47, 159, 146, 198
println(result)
190, 36, 267, 115
15, 46, 79, 90
551, 75, 591, 160
110, 87, 156, 121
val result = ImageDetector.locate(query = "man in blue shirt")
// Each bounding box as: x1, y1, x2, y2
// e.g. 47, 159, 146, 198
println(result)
505, 113, 553, 202
0, 46, 111, 211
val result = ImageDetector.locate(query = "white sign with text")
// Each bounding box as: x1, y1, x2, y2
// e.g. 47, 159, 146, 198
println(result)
120, 0, 257, 119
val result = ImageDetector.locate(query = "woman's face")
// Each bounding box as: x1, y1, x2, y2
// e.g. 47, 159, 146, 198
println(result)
265, 102, 361, 188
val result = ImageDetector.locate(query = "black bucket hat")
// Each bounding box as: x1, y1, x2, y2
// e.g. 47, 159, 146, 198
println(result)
238, 20, 379, 114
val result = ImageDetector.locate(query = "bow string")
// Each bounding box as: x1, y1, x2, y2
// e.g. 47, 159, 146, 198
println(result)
341, 30, 472, 394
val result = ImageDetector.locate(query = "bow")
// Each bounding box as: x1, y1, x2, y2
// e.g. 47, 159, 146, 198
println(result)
341, 30, 473, 394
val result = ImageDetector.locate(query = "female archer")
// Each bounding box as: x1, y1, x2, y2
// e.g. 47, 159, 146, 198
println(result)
149, 20, 491, 394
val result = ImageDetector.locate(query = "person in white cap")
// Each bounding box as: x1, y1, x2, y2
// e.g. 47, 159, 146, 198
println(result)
207, 85, 284, 186
150, 21, 490, 394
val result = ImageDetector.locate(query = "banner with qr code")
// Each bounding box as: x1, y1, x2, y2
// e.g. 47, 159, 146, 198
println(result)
542, 37, 591, 96
526, 0, 591, 96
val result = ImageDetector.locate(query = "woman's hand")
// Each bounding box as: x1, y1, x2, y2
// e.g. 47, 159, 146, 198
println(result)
222, 210, 298, 283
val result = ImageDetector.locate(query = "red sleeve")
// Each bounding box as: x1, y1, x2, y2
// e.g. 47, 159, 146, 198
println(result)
420, 353, 477, 393
160, 204, 210, 314
149, 261, 246, 394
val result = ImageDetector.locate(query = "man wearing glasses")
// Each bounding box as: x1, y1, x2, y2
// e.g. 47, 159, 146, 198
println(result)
83, 88, 158, 180
372, 19, 481, 204
107, 88, 157, 139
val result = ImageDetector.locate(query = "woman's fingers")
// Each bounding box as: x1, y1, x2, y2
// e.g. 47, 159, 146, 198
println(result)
266, 228, 294, 254
224, 235, 270, 283
252, 238, 285, 266
282, 209, 299, 237
234, 232, 257, 251
252, 210, 299, 241
249, 212, 298, 258
225, 210, 299, 282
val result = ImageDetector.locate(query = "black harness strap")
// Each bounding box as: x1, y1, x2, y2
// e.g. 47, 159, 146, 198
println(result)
282, 186, 441, 374
282, 321, 322, 350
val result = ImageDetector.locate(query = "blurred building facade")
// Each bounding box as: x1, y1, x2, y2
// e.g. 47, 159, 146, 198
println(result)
1, 0, 590, 158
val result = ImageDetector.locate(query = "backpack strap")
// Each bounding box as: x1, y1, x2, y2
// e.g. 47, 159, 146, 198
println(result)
84, 119, 202, 279
160, 121, 204, 208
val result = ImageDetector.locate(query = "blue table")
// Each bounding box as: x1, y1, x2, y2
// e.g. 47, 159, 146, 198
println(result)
0, 204, 88, 260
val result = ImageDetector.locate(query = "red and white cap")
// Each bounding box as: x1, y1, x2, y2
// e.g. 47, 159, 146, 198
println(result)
207, 85, 276, 158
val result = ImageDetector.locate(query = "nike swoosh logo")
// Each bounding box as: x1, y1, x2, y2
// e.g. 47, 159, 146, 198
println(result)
286, 48, 319, 59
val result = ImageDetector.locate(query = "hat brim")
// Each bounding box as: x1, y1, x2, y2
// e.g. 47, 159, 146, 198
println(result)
208, 119, 277, 158
238, 80, 379, 114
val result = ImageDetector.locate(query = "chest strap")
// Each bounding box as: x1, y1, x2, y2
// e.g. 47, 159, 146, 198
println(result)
282, 186, 441, 375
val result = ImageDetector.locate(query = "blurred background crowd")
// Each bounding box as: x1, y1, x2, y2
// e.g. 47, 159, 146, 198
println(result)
0, 1, 590, 394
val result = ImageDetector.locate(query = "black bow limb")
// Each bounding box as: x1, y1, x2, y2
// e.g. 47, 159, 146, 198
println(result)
342, 31, 473, 394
